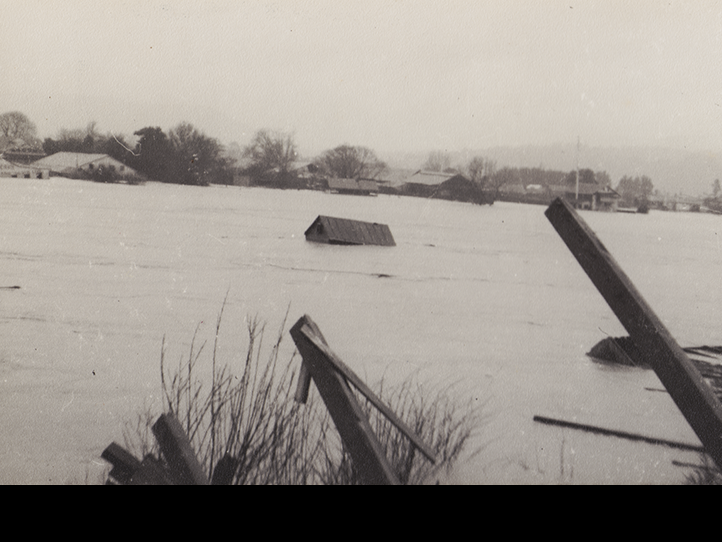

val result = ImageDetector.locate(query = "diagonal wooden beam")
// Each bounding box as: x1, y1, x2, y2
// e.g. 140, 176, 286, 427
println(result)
152, 413, 209, 485
298, 324, 437, 464
291, 315, 400, 485
545, 197, 722, 468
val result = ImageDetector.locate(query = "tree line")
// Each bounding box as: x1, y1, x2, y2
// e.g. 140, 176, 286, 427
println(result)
1, 111, 391, 188
1, 110, 656, 204
421, 150, 657, 207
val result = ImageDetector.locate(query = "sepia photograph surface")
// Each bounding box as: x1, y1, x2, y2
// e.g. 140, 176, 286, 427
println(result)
2, 0, 722, 484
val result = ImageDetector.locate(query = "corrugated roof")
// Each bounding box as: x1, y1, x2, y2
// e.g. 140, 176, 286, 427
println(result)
305, 216, 395, 246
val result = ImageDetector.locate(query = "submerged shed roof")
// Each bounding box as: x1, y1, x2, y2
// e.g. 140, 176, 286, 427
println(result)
304, 215, 396, 246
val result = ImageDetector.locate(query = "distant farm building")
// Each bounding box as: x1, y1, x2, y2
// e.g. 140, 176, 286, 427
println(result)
304, 215, 396, 246
0, 157, 49, 179
31, 152, 138, 179
396, 170, 454, 197
435, 174, 492, 204
327, 178, 379, 196
550, 182, 621, 212
1, 143, 46, 165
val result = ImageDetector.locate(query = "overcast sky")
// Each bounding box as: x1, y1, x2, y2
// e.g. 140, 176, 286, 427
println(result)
2, 0, 722, 155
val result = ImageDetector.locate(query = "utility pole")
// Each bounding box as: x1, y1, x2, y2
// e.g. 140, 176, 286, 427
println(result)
575, 136, 580, 202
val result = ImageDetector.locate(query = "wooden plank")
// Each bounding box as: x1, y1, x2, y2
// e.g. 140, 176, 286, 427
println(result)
152, 413, 209, 485
210, 454, 239, 486
299, 324, 437, 464
294, 360, 313, 404
545, 197, 722, 469
101, 442, 142, 485
291, 315, 400, 485
294, 318, 330, 404
533, 415, 705, 452
129, 455, 173, 485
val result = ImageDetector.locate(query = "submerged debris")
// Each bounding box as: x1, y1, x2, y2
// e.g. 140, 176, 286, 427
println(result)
588, 336, 722, 401
304, 215, 396, 246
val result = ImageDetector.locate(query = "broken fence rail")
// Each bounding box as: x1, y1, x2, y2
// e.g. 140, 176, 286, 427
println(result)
545, 197, 722, 469
102, 413, 209, 485
533, 415, 705, 453
104, 318, 437, 485
290, 314, 436, 485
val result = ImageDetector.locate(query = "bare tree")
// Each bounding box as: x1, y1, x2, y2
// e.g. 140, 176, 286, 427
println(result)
423, 150, 452, 172
466, 156, 496, 189
488, 167, 517, 201
243, 129, 298, 177
168, 122, 227, 186
0, 111, 38, 146
595, 170, 612, 188
316, 144, 387, 179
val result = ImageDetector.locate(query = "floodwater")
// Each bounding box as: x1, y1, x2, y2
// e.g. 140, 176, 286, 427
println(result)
1, 176, 721, 484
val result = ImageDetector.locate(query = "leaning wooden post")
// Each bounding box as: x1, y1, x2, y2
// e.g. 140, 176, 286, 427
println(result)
546, 197, 722, 469
152, 413, 209, 485
290, 315, 400, 485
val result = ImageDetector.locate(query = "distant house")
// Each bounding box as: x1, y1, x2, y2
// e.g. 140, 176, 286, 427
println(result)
31, 152, 137, 178
1, 142, 46, 165
304, 215, 396, 246
395, 170, 455, 197
435, 174, 492, 204
292, 161, 319, 179
327, 178, 379, 196
0, 157, 49, 179
550, 181, 621, 212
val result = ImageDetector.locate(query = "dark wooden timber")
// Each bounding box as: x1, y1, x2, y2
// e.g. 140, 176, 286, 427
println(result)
152, 413, 209, 485
101, 442, 143, 485
291, 315, 400, 485
546, 197, 722, 468
533, 415, 705, 452
101, 442, 173, 485
210, 454, 239, 486
294, 322, 327, 405
128, 456, 173, 485
298, 323, 437, 464
294, 361, 313, 404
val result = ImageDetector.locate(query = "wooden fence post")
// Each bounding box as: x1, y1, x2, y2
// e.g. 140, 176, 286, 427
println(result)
152, 413, 209, 485
101, 442, 143, 485
545, 197, 722, 468
290, 315, 401, 485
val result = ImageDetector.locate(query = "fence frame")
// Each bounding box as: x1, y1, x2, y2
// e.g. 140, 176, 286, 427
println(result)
545, 197, 722, 468
290, 314, 436, 485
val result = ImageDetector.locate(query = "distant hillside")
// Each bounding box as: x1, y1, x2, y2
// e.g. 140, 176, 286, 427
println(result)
380, 145, 722, 196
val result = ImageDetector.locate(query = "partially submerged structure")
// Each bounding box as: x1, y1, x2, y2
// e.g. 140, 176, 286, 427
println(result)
0, 157, 49, 179
327, 178, 379, 196
549, 180, 621, 212
31, 152, 138, 178
588, 336, 722, 401
304, 215, 396, 246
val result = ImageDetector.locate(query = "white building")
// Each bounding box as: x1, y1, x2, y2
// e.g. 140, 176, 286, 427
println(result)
31, 152, 137, 178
